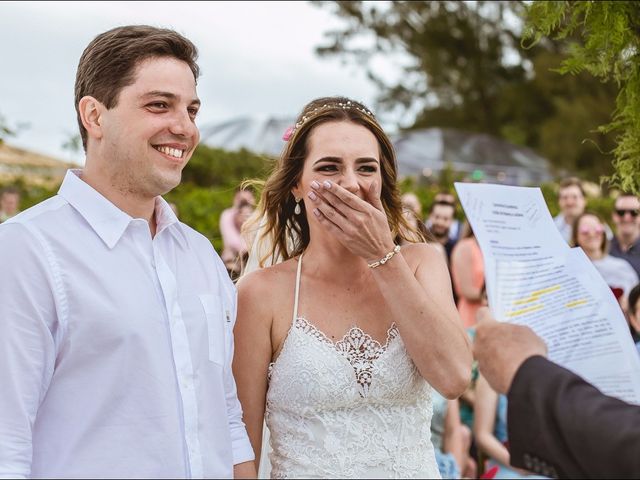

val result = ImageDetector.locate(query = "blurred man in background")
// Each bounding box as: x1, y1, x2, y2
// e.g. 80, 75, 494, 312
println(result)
554, 177, 586, 243
427, 200, 457, 263
610, 192, 640, 277
0, 186, 20, 223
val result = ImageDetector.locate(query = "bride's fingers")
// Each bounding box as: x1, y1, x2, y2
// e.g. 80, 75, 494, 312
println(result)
312, 180, 369, 213
307, 189, 348, 219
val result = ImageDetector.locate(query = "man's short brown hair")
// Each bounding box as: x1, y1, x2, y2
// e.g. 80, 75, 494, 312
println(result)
74, 25, 200, 150
558, 177, 585, 197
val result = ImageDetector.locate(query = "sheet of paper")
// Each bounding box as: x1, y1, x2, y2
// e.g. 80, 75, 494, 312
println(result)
455, 182, 640, 404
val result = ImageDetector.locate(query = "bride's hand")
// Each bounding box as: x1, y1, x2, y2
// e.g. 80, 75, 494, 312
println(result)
308, 180, 396, 263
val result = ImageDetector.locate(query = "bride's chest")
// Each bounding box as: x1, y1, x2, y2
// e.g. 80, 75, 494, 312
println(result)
267, 318, 429, 409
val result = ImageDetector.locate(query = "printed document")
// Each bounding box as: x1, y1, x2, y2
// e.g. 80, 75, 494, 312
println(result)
455, 182, 640, 404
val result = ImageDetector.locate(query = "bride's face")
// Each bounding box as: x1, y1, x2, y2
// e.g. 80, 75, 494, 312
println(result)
292, 120, 382, 215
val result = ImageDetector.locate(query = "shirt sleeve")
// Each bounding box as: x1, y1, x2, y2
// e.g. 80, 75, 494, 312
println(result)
0, 224, 60, 478
223, 290, 255, 465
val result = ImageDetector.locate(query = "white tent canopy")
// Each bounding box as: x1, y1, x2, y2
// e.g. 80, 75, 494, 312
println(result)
200, 117, 555, 185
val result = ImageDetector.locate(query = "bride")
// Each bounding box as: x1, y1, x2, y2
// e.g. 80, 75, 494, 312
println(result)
233, 96, 472, 478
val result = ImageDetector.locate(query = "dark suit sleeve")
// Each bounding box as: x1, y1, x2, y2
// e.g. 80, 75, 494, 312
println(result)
507, 355, 640, 479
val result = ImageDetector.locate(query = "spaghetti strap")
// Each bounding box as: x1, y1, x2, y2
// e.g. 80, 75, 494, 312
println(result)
292, 253, 303, 324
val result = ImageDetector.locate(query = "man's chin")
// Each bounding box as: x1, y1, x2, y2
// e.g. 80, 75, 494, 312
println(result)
154, 172, 182, 196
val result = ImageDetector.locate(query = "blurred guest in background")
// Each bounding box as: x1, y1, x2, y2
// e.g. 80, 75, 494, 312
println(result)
554, 177, 586, 243
0, 186, 21, 223
610, 192, 640, 277
220, 187, 255, 278
451, 222, 485, 329
428, 191, 460, 243
427, 199, 457, 263
627, 284, 640, 355
400, 192, 439, 254
431, 391, 476, 479
401, 192, 422, 220
571, 211, 638, 311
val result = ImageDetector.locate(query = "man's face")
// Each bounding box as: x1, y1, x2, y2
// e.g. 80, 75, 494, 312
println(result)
612, 195, 640, 239
0, 193, 20, 215
97, 56, 200, 199
429, 204, 455, 239
234, 190, 255, 209
558, 185, 586, 220
401, 193, 421, 217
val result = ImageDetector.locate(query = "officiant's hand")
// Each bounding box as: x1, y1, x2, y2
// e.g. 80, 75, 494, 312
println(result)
473, 307, 548, 394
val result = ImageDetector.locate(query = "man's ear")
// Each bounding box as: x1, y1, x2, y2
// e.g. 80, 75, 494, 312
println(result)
78, 96, 105, 143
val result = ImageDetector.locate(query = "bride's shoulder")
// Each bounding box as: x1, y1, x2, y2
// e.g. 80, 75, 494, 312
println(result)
400, 242, 448, 271
236, 258, 298, 300
401, 241, 446, 261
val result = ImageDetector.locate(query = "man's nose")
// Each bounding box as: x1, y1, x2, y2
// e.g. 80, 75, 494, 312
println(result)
169, 110, 198, 138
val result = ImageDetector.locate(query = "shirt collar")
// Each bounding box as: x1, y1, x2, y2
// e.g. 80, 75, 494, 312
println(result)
58, 169, 188, 250
154, 195, 189, 249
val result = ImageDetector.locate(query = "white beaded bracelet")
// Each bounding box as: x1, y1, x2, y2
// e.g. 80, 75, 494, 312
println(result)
367, 245, 401, 269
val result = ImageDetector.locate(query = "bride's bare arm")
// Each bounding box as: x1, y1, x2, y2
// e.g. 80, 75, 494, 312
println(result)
233, 270, 274, 466
310, 181, 472, 398
373, 243, 472, 398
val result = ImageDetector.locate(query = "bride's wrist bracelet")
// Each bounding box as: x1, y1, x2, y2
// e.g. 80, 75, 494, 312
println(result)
368, 245, 401, 269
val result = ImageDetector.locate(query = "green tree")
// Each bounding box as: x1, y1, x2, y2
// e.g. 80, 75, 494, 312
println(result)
315, 1, 531, 136
314, 1, 618, 180
0, 112, 16, 145
523, 1, 640, 194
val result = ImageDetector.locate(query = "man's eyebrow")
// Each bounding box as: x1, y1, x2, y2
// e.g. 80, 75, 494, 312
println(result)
141, 91, 201, 105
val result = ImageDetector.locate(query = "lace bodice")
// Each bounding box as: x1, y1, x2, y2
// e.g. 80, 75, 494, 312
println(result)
263, 255, 440, 479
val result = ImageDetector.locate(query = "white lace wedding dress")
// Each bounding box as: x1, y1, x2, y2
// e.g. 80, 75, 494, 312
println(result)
263, 254, 440, 478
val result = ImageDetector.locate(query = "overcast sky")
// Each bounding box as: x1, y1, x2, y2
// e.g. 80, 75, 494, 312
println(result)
1, 1, 398, 164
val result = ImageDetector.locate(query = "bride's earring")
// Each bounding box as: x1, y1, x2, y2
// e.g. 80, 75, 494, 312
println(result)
294, 198, 302, 215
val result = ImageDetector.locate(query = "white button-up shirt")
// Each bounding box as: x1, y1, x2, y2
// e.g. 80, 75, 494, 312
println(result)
0, 170, 254, 478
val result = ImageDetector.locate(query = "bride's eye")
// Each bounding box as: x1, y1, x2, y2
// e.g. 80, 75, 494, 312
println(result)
316, 165, 338, 172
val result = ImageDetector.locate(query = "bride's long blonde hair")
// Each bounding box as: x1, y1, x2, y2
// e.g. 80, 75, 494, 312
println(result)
242, 96, 423, 271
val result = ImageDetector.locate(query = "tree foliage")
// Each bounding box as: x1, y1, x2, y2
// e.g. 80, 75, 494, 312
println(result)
313, 1, 619, 180
523, 0, 640, 194
0, 112, 18, 145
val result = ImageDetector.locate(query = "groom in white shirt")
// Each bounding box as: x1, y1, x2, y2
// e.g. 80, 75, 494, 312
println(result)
0, 25, 255, 478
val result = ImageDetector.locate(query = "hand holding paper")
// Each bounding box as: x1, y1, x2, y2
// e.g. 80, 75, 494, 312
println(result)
474, 307, 548, 394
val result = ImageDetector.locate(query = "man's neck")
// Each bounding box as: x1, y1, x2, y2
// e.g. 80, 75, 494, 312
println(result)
81, 164, 157, 236
436, 235, 449, 246
616, 232, 640, 252
563, 213, 576, 225
585, 248, 604, 261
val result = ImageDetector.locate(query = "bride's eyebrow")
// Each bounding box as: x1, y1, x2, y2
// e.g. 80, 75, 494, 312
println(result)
313, 157, 342, 165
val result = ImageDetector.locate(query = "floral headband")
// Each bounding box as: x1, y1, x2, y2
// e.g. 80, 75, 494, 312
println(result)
282, 100, 375, 141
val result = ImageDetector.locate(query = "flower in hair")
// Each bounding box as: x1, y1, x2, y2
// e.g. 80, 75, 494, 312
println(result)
282, 126, 294, 141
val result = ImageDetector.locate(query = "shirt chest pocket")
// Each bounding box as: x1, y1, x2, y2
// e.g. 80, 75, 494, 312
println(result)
199, 294, 232, 366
